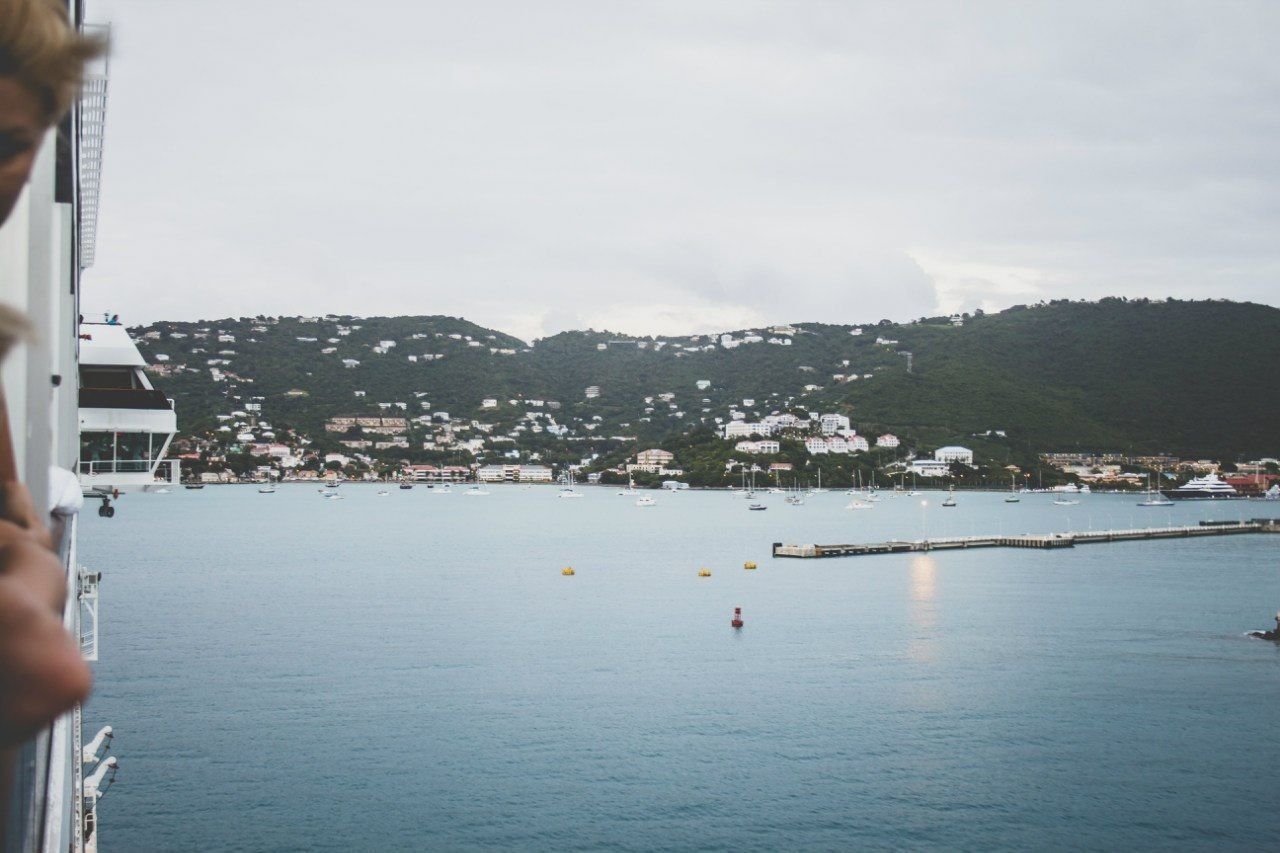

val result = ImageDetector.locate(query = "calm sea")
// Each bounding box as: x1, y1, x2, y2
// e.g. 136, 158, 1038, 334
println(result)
82, 486, 1280, 851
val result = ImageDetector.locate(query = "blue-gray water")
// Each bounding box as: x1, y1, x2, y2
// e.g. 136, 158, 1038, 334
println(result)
82, 487, 1280, 851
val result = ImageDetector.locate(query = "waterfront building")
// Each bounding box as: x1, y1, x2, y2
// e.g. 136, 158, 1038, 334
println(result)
934, 446, 974, 465
631, 449, 676, 472
910, 459, 952, 477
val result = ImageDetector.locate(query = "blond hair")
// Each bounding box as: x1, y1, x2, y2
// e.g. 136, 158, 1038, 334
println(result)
0, 0, 105, 122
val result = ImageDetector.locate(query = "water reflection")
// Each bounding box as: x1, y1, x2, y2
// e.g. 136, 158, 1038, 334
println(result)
908, 554, 938, 664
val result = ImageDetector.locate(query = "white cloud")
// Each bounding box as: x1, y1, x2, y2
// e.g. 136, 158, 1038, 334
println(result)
83, 0, 1280, 336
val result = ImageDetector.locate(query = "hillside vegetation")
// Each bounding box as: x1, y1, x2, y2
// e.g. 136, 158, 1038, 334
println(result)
134, 298, 1280, 461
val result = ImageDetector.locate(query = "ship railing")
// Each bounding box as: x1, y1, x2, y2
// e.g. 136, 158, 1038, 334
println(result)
78, 458, 181, 483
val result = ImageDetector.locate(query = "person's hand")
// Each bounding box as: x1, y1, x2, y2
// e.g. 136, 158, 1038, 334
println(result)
0, 483, 91, 745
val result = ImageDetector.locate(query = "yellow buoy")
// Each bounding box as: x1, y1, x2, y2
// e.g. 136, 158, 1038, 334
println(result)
562, 567, 575, 576
698, 568, 712, 577
744, 561, 757, 570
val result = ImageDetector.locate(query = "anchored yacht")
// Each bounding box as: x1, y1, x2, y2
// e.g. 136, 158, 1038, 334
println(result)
77, 322, 179, 516
1161, 473, 1241, 500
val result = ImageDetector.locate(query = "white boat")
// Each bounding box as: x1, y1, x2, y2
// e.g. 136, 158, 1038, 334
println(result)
845, 498, 873, 510
377, 489, 390, 496
1161, 473, 1241, 501
558, 470, 584, 498
463, 486, 490, 496
258, 485, 276, 494
1052, 498, 1080, 506
942, 486, 957, 507
1004, 475, 1020, 503
1265, 484, 1280, 501
748, 503, 768, 511
636, 496, 656, 507
1137, 473, 1173, 507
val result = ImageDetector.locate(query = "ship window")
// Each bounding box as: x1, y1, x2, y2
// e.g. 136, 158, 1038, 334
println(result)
113, 432, 156, 471
80, 432, 114, 465
80, 366, 142, 389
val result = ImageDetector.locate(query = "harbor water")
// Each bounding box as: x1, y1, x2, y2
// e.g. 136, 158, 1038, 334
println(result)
82, 487, 1280, 851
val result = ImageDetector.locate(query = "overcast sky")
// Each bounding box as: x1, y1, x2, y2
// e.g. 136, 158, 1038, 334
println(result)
82, 1, 1279, 341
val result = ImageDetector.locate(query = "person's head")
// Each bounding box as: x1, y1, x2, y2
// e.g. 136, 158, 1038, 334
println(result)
0, 0, 103, 226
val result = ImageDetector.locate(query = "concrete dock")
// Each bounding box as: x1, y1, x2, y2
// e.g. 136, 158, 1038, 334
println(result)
772, 518, 1280, 559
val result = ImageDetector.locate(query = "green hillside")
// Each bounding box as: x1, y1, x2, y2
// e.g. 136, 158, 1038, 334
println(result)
134, 298, 1280, 462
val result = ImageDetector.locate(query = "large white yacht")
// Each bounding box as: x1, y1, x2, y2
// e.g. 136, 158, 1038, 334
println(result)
77, 322, 179, 516
1161, 473, 1240, 500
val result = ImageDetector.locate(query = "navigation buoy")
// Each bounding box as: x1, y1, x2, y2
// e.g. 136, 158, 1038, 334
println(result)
698, 568, 712, 577
731, 607, 744, 629
562, 567, 575, 576
744, 561, 757, 570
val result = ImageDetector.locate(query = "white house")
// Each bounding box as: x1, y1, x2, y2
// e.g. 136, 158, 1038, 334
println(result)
819, 414, 851, 435
804, 437, 830, 454
934, 446, 974, 465
877, 433, 900, 448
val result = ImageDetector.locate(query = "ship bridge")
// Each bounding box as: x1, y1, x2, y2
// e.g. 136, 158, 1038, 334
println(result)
78, 323, 179, 506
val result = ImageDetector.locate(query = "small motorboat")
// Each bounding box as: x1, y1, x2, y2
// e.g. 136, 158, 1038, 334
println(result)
845, 499, 873, 510
636, 496, 656, 507
1052, 498, 1080, 506
399, 482, 413, 490
184, 483, 205, 490
258, 485, 276, 494
377, 489, 390, 496
748, 503, 768, 511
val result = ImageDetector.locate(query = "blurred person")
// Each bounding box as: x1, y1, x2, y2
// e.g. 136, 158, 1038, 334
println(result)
0, 0, 104, 829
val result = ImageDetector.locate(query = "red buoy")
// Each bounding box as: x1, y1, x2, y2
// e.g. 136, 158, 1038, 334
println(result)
731, 607, 743, 629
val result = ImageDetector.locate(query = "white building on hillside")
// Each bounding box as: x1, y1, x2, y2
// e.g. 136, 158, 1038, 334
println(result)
910, 459, 951, 477
724, 421, 774, 439
819, 414, 851, 435
735, 440, 780, 454
877, 433, 900, 448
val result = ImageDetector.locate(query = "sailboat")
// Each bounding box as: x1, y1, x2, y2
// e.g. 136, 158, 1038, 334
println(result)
1137, 472, 1173, 507
1004, 475, 1020, 503
942, 485, 957, 507
808, 469, 827, 494
618, 474, 639, 496
743, 467, 757, 500
905, 471, 920, 497
558, 470, 584, 498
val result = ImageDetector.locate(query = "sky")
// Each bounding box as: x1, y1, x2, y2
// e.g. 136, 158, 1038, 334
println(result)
82, 1, 1280, 341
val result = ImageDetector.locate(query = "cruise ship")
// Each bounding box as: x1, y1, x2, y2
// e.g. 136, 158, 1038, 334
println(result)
0, 12, 128, 853
1160, 474, 1241, 500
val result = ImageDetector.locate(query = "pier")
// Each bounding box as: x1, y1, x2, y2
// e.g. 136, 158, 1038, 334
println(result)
772, 519, 1280, 559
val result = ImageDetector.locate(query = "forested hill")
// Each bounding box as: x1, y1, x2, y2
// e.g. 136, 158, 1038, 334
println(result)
133, 298, 1280, 459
